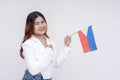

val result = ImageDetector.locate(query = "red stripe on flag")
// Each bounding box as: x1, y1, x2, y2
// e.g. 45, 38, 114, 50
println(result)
78, 31, 90, 53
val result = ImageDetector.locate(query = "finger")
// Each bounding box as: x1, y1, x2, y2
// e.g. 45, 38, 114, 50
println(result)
67, 35, 71, 38
65, 34, 70, 38
65, 36, 70, 40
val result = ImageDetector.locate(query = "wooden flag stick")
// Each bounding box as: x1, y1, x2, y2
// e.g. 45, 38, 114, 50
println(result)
71, 31, 78, 36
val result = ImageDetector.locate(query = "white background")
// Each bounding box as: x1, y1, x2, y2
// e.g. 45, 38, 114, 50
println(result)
0, 0, 120, 80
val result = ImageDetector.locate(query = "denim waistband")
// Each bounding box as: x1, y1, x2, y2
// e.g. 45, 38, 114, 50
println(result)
22, 69, 52, 80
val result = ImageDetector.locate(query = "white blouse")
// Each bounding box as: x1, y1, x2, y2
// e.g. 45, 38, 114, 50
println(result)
22, 35, 70, 79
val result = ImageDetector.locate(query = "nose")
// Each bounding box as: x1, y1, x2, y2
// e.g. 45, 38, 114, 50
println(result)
39, 24, 44, 28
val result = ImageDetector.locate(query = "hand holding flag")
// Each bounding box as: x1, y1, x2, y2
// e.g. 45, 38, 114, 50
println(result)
64, 35, 71, 47
71, 25, 97, 53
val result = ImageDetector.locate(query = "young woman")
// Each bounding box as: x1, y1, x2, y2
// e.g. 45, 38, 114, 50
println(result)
20, 11, 71, 80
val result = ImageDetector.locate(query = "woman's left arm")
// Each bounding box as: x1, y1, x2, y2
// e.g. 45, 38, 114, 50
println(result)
53, 35, 71, 67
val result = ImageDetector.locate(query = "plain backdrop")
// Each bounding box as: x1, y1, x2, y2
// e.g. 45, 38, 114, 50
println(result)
0, 0, 120, 80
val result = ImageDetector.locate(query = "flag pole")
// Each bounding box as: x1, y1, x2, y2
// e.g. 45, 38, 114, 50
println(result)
71, 31, 78, 36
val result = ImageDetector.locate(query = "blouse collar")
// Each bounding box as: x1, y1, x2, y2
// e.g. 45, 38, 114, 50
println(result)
30, 35, 51, 45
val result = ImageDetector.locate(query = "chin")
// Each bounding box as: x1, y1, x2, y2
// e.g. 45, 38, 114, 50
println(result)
39, 32, 45, 35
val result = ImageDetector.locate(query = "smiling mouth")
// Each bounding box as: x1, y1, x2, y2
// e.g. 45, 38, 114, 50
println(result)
38, 28, 45, 31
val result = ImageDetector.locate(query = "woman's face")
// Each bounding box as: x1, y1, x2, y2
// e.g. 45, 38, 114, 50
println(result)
33, 16, 47, 36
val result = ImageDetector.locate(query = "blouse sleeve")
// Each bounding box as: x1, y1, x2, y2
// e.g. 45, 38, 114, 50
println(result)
55, 46, 71, 67
22, 40, 52, 75
51, 41, 71, 67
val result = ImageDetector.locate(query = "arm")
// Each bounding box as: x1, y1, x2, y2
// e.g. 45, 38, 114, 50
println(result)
54, 35, 71, 67
55, 46, 71, 67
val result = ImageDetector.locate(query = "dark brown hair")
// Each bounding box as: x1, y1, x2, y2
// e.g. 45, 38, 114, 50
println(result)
20, 11, 49, 59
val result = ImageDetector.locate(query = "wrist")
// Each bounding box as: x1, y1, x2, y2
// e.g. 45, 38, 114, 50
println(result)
65, 44, 69, 47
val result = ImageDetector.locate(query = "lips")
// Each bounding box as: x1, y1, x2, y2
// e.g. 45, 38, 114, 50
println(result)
38, 27, 45, 31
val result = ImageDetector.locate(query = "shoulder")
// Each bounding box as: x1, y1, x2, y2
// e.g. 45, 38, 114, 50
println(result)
23, 38, 32, 44
22, 38, 34, 48
22, 35, 38, 46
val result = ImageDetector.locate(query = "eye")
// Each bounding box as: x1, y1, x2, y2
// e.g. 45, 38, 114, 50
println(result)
41, 20, 45, 24
35, 22, 39, 25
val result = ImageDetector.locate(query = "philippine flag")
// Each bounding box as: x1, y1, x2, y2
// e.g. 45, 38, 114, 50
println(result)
78, 25, 97, 53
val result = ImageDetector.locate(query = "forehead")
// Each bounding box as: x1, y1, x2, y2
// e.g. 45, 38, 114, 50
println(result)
35, 16, 44, 22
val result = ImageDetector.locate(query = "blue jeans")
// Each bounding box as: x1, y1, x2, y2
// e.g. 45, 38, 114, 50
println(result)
22, 70, 52, 80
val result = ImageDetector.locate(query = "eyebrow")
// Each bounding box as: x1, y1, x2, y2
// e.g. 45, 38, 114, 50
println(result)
34, 22, 39, 24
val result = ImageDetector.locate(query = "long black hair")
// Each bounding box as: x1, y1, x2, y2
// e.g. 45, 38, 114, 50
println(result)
20, 11, 49, 59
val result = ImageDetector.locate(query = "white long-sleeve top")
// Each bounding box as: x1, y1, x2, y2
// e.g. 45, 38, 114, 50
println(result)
22, 35, 70, 79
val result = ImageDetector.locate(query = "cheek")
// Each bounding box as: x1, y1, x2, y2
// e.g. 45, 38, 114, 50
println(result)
33, 26, 38, 33
43, 23, 47, 27
34, 25, 39, 29
44, 24, 47, 30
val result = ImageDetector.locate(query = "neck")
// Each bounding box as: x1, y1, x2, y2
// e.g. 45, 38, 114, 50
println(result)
34, 34, 44, 39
